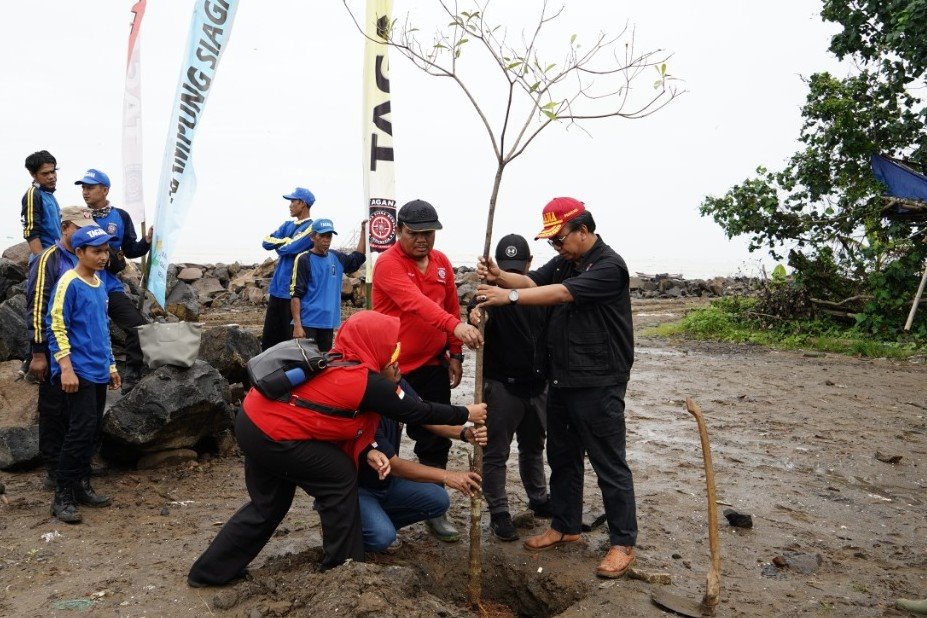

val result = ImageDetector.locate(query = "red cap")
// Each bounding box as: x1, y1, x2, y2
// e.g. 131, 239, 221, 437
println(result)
535, 197, 586, 239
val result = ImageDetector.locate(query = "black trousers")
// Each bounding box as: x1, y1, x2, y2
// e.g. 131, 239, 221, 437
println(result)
482, 379, 548, 515
37, 357, 66, 474
188, 411, 365, 585
404, 364, 452, 469
56, 378, 107, 488
306, 327, 334, 352
546, 383, 637, 547
107, 291, 146, 376
261, 296, 292, 351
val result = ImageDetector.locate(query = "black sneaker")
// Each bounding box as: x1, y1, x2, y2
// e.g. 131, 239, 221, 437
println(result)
490, 512, 519, 541
42, 470, 57, 491
74, 478, 112, 508
529, 498, 554, 518
51, 486, 82, 524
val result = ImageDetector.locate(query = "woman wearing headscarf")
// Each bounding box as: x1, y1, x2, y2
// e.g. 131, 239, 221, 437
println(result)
188, 311, 486, 586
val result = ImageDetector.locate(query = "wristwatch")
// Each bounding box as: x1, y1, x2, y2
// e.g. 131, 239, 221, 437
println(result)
449, 353, 465, 363
508, 289, 520, 304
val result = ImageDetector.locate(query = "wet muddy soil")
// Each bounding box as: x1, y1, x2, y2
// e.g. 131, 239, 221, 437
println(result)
1, 298, 925, 616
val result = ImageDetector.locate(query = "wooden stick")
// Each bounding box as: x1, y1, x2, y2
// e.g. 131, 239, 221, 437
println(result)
904, 261, 927, 332
685, 398, 721, 611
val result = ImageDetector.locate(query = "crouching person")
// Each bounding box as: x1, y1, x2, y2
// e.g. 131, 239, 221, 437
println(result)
359, 373, 485, 552
46, 225, 121, 523
187, 311, 487, 587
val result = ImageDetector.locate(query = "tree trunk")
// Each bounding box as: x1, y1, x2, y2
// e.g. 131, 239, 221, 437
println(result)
468, 162, 505, 610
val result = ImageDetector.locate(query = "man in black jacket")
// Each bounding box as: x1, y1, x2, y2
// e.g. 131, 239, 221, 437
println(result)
475, 198, 637, 579
468, 234, 550, 541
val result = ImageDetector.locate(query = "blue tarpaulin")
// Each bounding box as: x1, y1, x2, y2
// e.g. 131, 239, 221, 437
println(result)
871, 154, 927, 203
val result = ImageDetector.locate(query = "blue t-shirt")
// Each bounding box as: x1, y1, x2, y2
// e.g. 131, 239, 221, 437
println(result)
46, 270, 116, 384
290, 249, 365, 329
262, 218, 314, 299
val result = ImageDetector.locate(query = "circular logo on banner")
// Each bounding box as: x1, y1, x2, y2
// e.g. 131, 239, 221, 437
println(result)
505, 245, 518, 257
369, 209, 396, 244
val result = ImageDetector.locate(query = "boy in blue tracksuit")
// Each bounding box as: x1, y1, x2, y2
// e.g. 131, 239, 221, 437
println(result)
21, 150, 62, 264
289, 219, 366, 351
25, 206, 101, 488
260, 187, 315, 350
75, 168, 150, 389
46, 225, 121, 524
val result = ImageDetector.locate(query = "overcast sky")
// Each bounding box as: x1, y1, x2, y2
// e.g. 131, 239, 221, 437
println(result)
1, 1, 844, 278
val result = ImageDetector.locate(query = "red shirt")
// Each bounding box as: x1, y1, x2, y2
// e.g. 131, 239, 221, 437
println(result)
243, 365, 380, 466
371, 243, 462, 372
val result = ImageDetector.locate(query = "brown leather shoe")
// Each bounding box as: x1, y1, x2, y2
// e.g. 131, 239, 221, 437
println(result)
596, 545, 635, 578
523, 528, 581, 551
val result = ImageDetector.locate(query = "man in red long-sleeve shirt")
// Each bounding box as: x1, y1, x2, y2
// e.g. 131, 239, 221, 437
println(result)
372, 199, 482, 541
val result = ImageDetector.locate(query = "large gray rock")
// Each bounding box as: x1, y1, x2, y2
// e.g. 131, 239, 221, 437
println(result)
198, 325, 261, 385
0, 295, 29, 361
0, 359, 40, 470
192, 276, 225, 300
101, 360, 232, 463
1, 242, 30, 274
165, 280, 201, 321
0, 257, 26, 300
0, 425, 40, 470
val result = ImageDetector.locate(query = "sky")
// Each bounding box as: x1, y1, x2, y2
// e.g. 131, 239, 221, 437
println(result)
0, 1, 846, 278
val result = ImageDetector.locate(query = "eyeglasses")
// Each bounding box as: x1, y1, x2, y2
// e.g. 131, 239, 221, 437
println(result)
547, 228, 576, 248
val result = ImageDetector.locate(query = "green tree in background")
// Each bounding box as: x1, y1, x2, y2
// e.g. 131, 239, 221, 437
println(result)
700, 0, 927, 336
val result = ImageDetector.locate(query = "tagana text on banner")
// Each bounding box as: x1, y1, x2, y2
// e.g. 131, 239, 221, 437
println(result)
363, 0, 397, 289
148, 0, 240, 307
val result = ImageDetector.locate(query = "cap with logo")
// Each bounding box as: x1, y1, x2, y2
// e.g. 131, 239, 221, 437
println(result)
535, 197, 586, 240
495, 233, 531, 272
311, 219, 338, 235
283, 187, 316, 206
60, 205, 97, 228
71, 225, 114, 250
397, 199, 443, 231
74, 169, 111, 188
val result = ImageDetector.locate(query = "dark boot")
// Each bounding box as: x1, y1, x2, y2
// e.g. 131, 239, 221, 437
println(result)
51, 485, 82, 524
490, 512, 519, 541
42, 469, 57, 491
75, 478, 112, 507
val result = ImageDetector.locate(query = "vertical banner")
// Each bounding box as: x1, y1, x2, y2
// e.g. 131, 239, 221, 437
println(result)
122, 0, 147, 228
148, 0, 240, 307
363, 0, 397, 290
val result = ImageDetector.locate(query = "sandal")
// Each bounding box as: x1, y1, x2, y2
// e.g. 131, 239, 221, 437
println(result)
523, 528, 581, 551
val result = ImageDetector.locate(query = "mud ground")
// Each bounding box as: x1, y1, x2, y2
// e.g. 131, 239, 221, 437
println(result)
1, 297, 925, 616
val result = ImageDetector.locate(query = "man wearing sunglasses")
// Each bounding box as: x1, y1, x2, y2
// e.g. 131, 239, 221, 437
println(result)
474, 197, 636, 580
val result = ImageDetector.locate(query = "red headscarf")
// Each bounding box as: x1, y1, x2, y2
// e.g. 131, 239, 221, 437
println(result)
330, 311, 400, 372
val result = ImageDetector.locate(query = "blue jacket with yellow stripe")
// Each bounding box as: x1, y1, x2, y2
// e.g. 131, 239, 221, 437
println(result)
20, 184, 61, 253
46, 270, 116, 384
25, 241, 123, 354
262, 218, 314, 299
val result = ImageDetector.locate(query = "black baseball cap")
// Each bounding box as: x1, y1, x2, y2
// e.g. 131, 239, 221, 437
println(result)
495, 233, 531, 272
397, 199, 443, 231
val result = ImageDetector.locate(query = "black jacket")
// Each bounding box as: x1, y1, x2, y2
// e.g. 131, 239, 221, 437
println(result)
467, 294, 547, 397
529, 236, 633, 387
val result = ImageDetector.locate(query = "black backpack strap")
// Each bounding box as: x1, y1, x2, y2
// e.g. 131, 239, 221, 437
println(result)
289, 396, 359, 419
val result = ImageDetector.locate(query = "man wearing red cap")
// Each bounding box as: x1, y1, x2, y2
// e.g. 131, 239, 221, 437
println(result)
475, 197, 637, 579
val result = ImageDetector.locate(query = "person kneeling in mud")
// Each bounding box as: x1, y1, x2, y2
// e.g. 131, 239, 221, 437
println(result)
187, 311, 487, 587
358, 366, 485, 553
